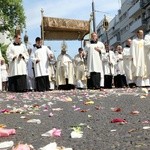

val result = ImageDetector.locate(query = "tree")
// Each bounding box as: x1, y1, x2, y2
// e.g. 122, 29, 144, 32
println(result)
0, 43, 8, 63
0, 0, 26, 35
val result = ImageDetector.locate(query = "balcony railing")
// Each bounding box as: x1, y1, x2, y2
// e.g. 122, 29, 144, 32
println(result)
128, 1, 141, 18
141, 0, 150, 8
130, 18, 142, 32
142, 15, 150, 25
109, 36, 120, 46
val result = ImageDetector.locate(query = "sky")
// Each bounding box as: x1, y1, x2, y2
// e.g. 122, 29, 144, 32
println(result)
23, 0, 121, 58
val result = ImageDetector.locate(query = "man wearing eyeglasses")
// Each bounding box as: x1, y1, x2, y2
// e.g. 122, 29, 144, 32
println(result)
6, 34, 29, 92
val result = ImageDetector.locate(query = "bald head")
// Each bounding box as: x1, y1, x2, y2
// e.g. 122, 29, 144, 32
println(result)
137, 30, 144, 39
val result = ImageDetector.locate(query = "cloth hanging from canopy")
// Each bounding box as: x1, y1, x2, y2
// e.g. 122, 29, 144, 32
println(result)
41, 16, 90, 41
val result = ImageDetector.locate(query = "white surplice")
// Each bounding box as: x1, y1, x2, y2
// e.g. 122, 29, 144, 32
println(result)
85, 41, 105, 73
31, 45, 53, 77
85, 41, 105, 87
102, 50, 116, 76
114, 52, 125, 76
6, 43, 29, 77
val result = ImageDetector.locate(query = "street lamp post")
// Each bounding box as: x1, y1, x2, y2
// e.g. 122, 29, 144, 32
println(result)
91, 0, 110, 34
92, 0, 96, 32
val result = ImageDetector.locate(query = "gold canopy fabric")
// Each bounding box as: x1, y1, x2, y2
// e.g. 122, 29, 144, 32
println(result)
41, 17, 90, 40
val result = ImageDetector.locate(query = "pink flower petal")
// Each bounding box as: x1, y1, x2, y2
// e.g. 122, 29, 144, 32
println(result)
130, 111, 140, 115
142, 120, 149, 124
12, 144, 30, 150
0, 128, 16, 137
50, 128, 61, 137
49, 112, 54, 117
111, 118, 127, 123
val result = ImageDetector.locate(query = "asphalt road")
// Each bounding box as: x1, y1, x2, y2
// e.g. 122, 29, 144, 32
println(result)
0, 88, 150, 150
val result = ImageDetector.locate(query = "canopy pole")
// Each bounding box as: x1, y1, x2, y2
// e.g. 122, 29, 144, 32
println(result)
41, 8, 44, 44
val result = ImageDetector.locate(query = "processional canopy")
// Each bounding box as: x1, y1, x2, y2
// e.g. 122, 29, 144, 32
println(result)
41, 16, 90, 41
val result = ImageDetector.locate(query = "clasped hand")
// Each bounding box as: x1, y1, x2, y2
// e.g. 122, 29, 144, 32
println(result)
94, 47, 100, 52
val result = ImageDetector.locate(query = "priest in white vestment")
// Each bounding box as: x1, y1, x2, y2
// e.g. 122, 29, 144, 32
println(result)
6, 34, 29, 92
130, 30, 150, 86
56, 45, 75, 90
31, 37, 53, 92
74, 48, 87, 89
84, 32, 105, 90
123, 39, 136, 87
102, 44, 116, 88
144, 33, 150, 83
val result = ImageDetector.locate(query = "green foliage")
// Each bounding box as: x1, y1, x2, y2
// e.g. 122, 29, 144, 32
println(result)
0, 43, 8, 64
0, 0, 26, 35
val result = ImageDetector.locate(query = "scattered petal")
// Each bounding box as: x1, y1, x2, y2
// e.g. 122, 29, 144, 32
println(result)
79, 123, 86, 126
80, 109, 89, 112
130, 111, 140, 115
52, 108, 63, 111
95, 106, 101, 110
20, 116, 26, 119
0, 109, 10, 113
110, 129, 117, 132
41, 128, 61, 137
74, 107, 80, 111
111, 118, 127, 123
87, 125, 92, 129
0, 128, 16, 137
111, 107, 121, 112
49, 112, 54, 117
88, 115, 92, 118
128, 128, 137, 133
27, 119, 41, 124
0, 141, 14, 149
12, 143, 31, 150
39, 142, 57, 150
142, 120, 150, 124
84, 100, 94, 105
70, 131, 83, 138
65, 97, 72, 102
143, 126, 150, 130
39, 142, 72, 150
140, 95, 146, 99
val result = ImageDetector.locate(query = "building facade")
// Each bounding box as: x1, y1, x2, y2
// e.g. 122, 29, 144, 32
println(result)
97, 0, 150, 48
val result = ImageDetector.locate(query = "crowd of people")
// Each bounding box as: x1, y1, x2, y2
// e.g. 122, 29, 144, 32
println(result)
0, 30, 150, 92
